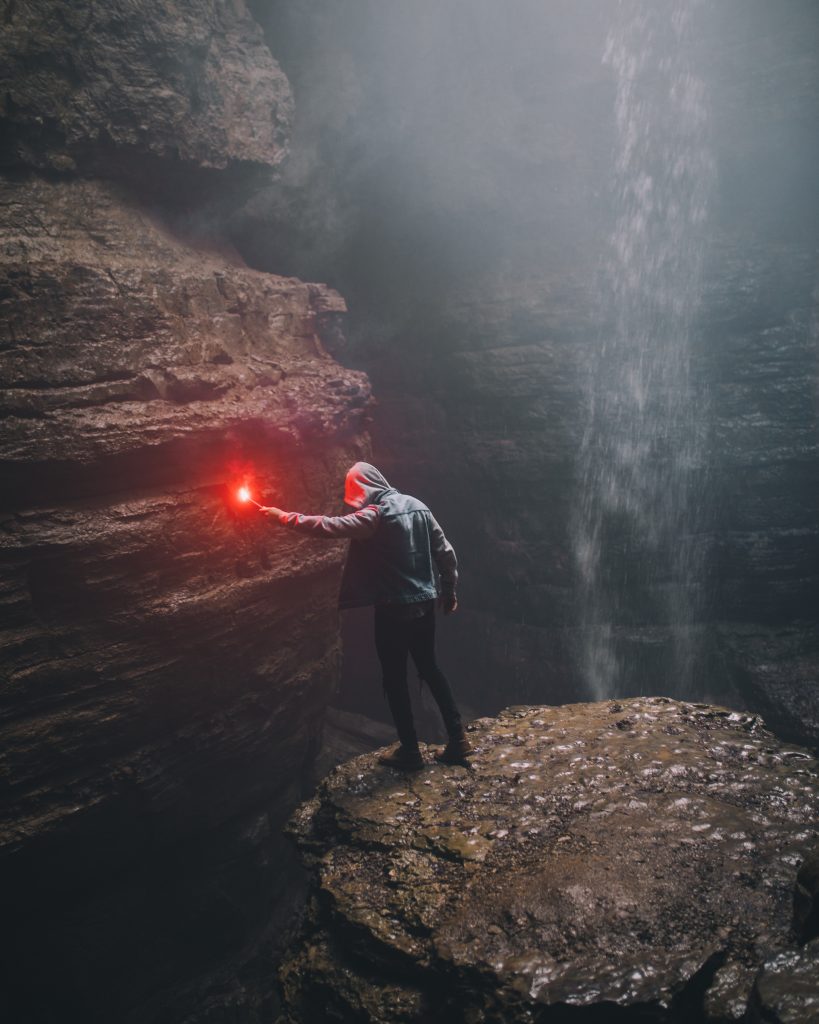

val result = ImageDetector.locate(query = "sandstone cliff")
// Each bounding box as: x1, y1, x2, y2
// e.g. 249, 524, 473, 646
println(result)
0, 2, 370, 1021
282, 698, 819, 1023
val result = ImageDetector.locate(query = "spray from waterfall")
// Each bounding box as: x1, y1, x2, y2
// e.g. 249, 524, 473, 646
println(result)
573, 0, 715, 700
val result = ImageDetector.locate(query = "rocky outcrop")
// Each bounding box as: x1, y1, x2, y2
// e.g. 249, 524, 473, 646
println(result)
0, 0, 291, 182
0, 175, 367, 472
0, 1, 371, 1021
0, 175, 371, 1021
281, 698, 819, 1022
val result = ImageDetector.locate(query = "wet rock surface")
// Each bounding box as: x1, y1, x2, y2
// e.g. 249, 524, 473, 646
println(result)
281, 698, 819, 1023
748, 940, 819, 1024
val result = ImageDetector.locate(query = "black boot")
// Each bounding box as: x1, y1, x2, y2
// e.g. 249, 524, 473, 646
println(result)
378, 744, 425, 771
435, 730, 474, 765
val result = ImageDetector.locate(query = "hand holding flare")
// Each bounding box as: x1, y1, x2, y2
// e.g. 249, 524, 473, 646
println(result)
234, 481, 284, 516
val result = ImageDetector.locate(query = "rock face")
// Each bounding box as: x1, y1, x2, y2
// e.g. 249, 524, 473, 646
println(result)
0, 177, 371, 1021
0, 1, 370, 1021
0, 0, 292, 178
0, 175, 367, 470
281, 698, 819, 1022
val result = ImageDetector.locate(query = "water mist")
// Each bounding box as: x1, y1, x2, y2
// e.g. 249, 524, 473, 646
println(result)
573, 0, 715, 699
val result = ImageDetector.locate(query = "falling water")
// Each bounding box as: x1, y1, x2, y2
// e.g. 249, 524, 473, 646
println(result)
573, 0, 714, 699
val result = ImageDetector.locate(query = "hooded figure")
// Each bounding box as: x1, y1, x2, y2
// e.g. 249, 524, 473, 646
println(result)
260, 462, 471, 769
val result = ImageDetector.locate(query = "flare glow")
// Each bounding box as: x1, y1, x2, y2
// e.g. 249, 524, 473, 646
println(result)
236, 485, 262, 508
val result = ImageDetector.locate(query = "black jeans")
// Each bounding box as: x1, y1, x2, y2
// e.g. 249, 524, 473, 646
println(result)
374, 603, 462, 749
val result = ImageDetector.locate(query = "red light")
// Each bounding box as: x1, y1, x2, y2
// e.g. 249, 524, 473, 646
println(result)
233, 482, 261, 509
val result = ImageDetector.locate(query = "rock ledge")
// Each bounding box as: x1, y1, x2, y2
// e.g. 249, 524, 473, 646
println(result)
281, 697, 819, 1023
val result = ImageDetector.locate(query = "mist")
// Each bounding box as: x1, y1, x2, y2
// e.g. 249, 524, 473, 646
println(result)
237, 0, 819, 739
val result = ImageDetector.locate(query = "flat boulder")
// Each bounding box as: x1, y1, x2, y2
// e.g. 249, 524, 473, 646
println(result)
281, 697, 819, 1022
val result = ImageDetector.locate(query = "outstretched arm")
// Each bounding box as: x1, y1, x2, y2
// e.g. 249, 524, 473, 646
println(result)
429, 514, 458, 613
259, 504, 380, 539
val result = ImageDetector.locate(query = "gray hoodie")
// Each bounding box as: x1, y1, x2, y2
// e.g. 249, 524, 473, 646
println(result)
276, 462, 457, 609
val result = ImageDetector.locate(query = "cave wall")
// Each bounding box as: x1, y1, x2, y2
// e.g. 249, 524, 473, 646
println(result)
0, 2, 371, 1021
243, 0, 819, 747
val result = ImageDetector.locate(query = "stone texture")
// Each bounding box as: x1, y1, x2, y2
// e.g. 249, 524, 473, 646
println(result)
747, 941, 819, 1024
281, 698, 819, 1023
0, 175, 368, 469
0, 1, 371, 1020
0, 173, 371, 1021
0, 0, 292, 177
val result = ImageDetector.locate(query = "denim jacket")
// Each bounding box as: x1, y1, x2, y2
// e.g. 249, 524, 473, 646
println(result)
276, 463, 457, 609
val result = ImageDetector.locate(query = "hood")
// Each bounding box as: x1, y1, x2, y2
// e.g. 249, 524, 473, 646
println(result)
344, 462, 393, 509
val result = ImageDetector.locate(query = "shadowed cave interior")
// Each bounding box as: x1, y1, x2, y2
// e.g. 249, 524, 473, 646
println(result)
0, 1, 818, 1022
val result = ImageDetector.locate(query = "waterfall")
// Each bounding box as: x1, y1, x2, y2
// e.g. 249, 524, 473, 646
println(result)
573, 0, 714, 699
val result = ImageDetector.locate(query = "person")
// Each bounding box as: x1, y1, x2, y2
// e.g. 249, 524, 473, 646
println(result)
259, 462, 472, 770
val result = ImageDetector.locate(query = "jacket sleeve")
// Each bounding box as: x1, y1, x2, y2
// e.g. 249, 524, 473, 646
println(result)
429, 514, 458, 598
277, 505, 380, 538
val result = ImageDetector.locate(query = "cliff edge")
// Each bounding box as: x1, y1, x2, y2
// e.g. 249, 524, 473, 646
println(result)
282, 697, 819, 1023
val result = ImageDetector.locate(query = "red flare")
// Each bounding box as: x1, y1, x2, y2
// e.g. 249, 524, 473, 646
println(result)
236, 484, 261, 509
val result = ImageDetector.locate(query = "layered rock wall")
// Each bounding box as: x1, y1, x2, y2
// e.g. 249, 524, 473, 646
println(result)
0, 2, 370, 1021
